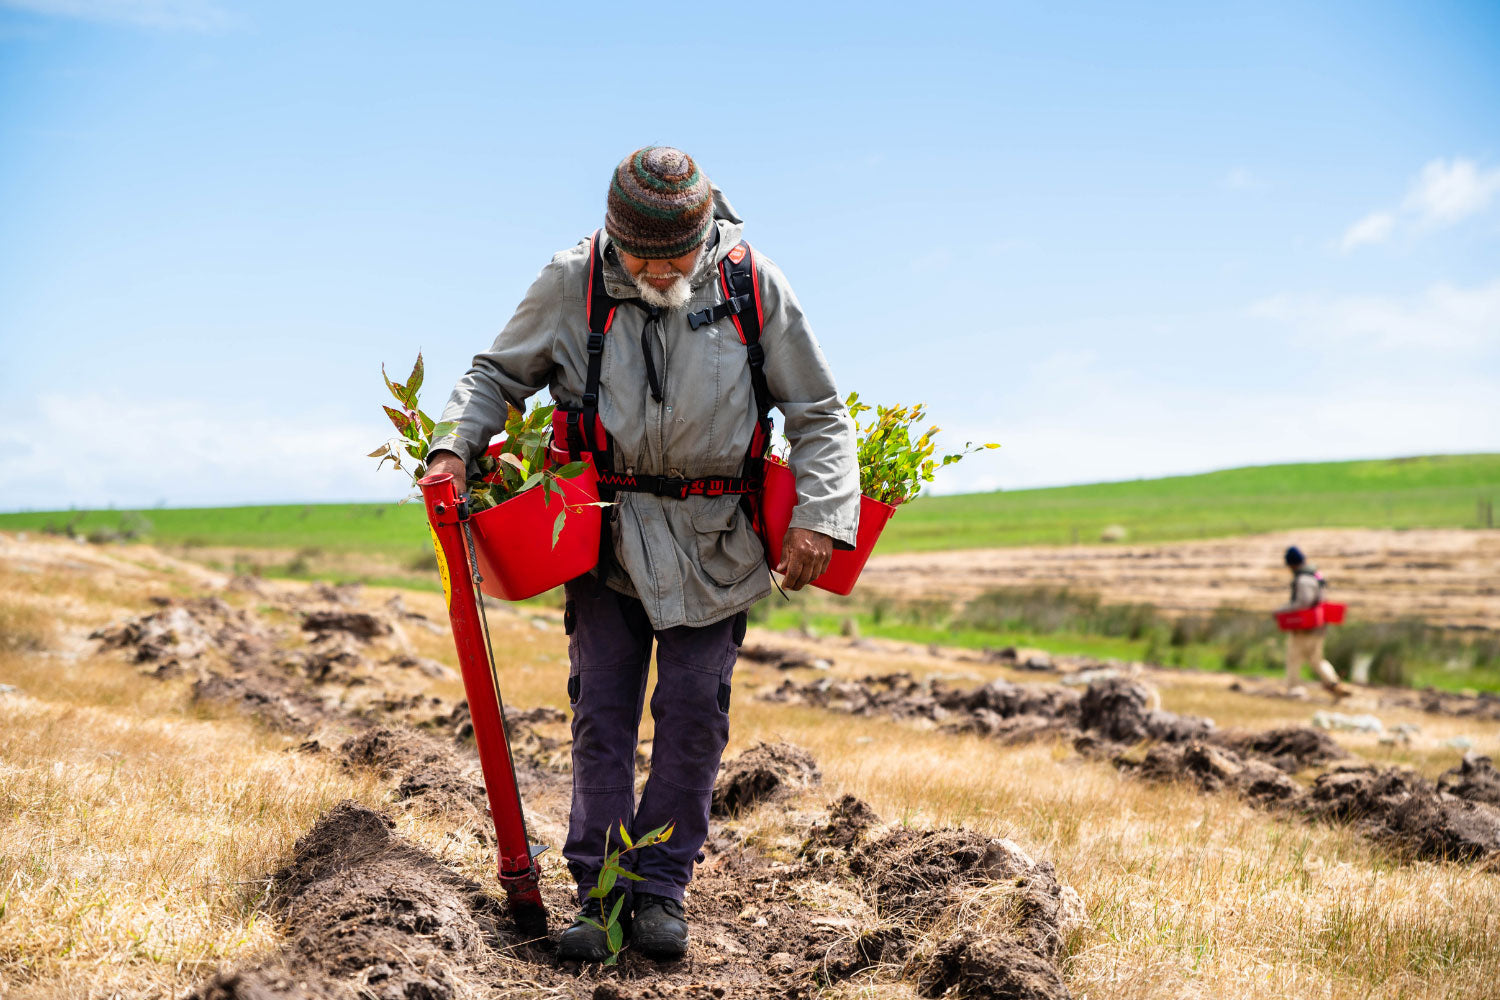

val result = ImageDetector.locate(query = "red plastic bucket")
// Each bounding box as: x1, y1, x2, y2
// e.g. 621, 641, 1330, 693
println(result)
466, 452, 601, 602
1275, 602, 1347, 631
758, 458, 896, 596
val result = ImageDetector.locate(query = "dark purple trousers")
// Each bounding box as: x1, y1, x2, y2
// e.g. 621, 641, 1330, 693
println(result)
561, 579, 745, 903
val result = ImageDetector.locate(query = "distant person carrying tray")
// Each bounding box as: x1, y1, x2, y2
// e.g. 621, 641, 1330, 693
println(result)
425, 147, 860, 961
1274, 546, 1351, 700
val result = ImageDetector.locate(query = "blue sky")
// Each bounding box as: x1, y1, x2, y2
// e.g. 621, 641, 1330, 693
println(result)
2, 0, 1497, 510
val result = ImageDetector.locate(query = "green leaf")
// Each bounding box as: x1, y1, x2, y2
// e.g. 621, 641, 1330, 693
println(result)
588, 886, 608, 899
603, 953, 619, 967
417, 409, 435, 437
431, 421, 458, 440
619, 870, 645, 881
554, 462, 586, 480
608, 894, 626, 925
578, 916, 605, 931
383, 406, 412, 435
520, 471, 544, 493
597, 867, 618, 895
617, 821, 634, 849
551, 510, 566, 550
606, 920, 623, 953
406, 352, 424, 400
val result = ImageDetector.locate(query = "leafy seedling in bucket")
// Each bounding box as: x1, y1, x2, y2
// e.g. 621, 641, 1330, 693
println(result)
580, 820, 676, 965
844, 392, 999, 505
371, 352, 598, 543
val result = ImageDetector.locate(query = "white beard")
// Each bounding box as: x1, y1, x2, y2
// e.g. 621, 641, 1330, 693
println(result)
630, 271, 693, 310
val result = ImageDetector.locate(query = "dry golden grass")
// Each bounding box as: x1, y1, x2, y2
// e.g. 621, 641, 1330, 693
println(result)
4, 532, 1499, 1000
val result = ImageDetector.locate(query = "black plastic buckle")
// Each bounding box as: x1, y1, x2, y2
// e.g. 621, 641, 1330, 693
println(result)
746, 343, 765, 366
687, 308, 712, 330
586, 332, 604, 352
582, 392, 598, 407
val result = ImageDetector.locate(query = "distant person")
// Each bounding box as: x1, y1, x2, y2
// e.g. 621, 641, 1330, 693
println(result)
1275, 546, 1350, 699
425, 147, 859, 961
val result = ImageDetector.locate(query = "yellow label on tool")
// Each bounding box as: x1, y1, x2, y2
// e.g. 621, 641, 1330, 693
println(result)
428, 523, 452, 608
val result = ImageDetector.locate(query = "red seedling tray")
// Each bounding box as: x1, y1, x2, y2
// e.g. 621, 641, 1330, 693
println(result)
758, 458, 897, 596
467, 445, 600, 602
1276, 602, 1346, 631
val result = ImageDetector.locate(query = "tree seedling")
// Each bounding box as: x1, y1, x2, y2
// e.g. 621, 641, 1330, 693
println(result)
579, 820, 675, 965
844, 392, 999, 505
370, 352, 598, 544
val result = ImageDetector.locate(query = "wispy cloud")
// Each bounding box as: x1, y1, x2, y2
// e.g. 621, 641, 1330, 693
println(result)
1340, 157, 1500, 251
1250, 276, 1500, 353
0, 394, 397, 510
0, 0, 231, 31
1339, 211, 1394, 252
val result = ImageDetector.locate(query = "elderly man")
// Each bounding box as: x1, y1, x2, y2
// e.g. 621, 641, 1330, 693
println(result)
426, 147, 859, 961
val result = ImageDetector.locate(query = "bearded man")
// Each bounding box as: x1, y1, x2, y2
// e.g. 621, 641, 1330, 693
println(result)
426, 147, 859, 961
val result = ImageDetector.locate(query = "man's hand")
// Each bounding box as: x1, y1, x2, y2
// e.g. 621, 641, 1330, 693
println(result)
425, 450, 467, 487
776, 527, 833, 591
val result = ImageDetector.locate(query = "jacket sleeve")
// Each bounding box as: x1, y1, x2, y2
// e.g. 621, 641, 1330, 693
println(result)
427, 259, 565, 466
755, 253, 860, 548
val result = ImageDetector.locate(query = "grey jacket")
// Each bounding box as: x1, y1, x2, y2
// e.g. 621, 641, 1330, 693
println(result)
430, 191, 859, 629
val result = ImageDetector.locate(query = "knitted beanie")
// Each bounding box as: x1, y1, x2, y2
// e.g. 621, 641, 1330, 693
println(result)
605, 147, 715, 259
1285, 546, 1305, 567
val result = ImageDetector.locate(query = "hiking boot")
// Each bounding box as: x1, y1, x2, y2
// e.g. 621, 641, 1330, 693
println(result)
1326, 681, 1354, 702
557, 896, 614, 963
632, 892, 688, 959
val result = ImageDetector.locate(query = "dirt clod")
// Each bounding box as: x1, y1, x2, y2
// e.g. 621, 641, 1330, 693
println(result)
1215, 726, 1348, 772
1077, 677, 1211, 744
1438, 753, 1500, 808
1305, 762, 1500, 861
805, 795, 881, 853
339, 727, 487, 816
300, 609, 392, 641
916, 931, 1071, 1000
711, 742, 821, 817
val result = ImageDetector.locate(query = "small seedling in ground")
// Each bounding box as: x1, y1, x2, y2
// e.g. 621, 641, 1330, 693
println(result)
580, 820, 675, 965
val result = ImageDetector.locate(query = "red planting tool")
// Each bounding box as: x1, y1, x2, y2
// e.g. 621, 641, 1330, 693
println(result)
418, 471, 548, 937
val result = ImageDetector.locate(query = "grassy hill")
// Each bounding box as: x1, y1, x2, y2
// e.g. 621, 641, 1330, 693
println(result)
1, 453, 1496, 558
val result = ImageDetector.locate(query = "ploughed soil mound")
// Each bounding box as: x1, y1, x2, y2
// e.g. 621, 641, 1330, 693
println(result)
770, 672, 1500, 864
711, 742, 821, 817
821, 818, 1081, 1000
1306, 761, 1500, 861
339, 726, 488, 818
90, 587, 457, 735
1377, 687, 1500, 723
1216, 726, 1349, 772
188, 801, 508, 1000
1438, 753, 1500, 808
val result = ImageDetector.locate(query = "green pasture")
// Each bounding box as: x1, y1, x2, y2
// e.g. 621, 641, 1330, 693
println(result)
2, 453, 1496, 557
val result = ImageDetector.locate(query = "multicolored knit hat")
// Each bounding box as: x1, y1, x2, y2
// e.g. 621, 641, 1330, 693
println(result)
606, 146, 715, 259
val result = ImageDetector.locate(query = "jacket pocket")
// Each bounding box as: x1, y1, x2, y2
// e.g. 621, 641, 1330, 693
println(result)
689, 496, 765, 587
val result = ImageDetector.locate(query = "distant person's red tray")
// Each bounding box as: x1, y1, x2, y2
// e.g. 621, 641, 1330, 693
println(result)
1276, 602, 1346, 631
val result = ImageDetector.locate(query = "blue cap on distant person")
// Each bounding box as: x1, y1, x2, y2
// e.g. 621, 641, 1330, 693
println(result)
1284, 546, 1305, 566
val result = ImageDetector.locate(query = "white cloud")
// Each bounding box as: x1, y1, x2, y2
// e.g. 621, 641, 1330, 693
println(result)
0, 0, 231, 31
1340, 157, 1500, 251
1250, 276, 1500, 352
0, 394, 406, 511
1339, 211, 1394, 251
1403, 158, 1500, 226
